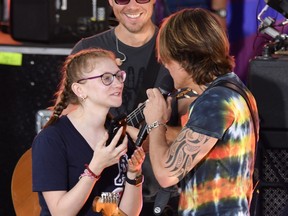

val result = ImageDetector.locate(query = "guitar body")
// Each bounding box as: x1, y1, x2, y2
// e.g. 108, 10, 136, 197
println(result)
11, 148, 41, 215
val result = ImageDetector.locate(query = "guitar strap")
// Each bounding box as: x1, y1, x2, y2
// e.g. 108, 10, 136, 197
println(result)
134, 46, 161, 109
211, 79, 259, 142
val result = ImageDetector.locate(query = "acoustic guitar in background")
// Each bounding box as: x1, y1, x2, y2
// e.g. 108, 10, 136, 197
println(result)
11, 110, 51, 215
11, 148, 41, 216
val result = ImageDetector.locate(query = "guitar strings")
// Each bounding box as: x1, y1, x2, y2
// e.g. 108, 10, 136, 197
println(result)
125, 88, 197, 125
126, 102, 146, 124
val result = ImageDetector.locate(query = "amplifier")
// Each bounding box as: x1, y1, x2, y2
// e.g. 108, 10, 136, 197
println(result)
248, 56, 288, 130
10, 0, 109, 43
248, 55, 288, 216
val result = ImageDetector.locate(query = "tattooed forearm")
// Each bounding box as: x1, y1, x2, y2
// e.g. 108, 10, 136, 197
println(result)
165, 127, 211, 181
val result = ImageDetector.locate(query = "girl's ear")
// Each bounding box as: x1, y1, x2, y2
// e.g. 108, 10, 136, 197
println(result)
71, 82, 85, 98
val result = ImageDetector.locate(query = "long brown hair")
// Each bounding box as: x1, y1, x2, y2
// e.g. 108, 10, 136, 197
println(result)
156, 8, 235, 85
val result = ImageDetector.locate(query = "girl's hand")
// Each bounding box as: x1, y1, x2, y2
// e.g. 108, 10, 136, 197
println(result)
127, 147, 145, 174
90, 127, 128, 175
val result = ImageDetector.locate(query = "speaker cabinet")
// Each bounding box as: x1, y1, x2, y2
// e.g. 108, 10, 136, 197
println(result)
253, 131, 288, 216
10, 0, 109, 43
248, 56, 288, 216
248, 57, 288, 130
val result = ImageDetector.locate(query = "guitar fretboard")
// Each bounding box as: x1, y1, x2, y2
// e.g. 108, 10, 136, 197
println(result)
126, 102, 146, 127
125, 88, 197, 127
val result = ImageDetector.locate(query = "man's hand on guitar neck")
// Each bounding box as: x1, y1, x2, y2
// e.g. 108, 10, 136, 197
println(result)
125, 87, 199, 152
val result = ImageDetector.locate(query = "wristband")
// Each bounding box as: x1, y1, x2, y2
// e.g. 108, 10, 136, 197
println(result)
147, 121, 167, 134
79, 169, 97, 180
125, 174, 144, 187
79, 164, 101, 180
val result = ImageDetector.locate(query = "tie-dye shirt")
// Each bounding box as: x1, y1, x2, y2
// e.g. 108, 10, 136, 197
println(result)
178, 72, 259, 216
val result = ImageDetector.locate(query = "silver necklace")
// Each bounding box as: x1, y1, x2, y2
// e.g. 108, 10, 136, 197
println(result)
115, 37, 127, 66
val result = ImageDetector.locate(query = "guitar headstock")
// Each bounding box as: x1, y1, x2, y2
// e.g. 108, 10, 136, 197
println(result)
92, 192, 127, 216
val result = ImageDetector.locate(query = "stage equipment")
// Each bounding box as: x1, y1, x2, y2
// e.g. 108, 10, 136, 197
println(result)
266, 0, 288, 18
0, 0, 10, 33
10, 0, 109, 43
248, 57, 288, 216
248, 58, 288, 130
257, 0, 288, 57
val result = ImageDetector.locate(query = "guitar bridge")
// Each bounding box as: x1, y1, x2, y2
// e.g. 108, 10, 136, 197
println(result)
101, 192, 120, 204
93, 192, 126, 215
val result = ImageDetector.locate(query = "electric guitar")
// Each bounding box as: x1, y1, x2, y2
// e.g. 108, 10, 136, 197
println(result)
92, 192, 127, 216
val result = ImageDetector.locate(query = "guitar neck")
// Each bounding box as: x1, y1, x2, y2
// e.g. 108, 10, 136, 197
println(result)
125, 87, 195, 127
126, 102, 146, 127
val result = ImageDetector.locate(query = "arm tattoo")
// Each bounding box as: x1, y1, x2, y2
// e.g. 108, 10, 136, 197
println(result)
165, 127, 210, 181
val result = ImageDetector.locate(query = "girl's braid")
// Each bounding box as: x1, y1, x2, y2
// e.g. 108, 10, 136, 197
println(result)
44, 54, 77, 128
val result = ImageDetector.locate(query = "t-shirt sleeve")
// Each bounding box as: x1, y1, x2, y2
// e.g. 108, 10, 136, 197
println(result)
186, 87, 235, 139
32, 127, 68, 192
71, 39, 85, 54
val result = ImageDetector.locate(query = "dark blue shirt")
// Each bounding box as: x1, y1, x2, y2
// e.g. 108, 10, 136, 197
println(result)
32, 116, 127, 216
